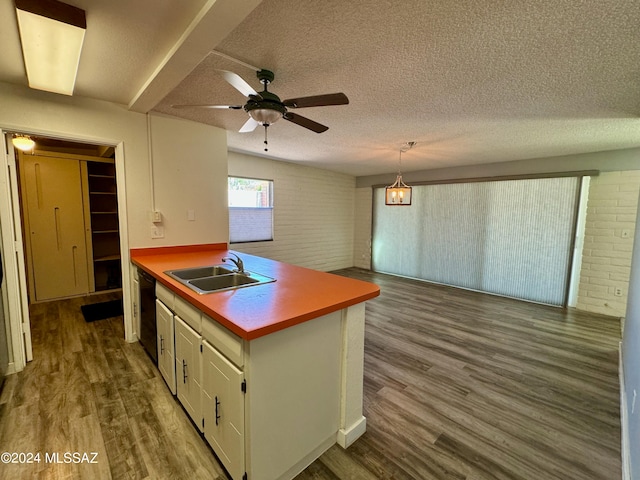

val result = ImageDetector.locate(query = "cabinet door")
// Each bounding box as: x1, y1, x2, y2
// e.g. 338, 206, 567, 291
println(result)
21, 155, 89, 300
175, 316, 203, 430
156, 299, 176, 395
202, 340, 245, 480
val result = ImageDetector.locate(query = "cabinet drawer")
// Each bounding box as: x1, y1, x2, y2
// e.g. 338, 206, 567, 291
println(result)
156, 282, 175, 310
175, 295, 202, 332
202, 315, 244, 368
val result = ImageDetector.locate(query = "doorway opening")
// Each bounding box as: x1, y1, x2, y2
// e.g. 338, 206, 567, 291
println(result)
8, 134, 127, 369
14, 136, 123, 304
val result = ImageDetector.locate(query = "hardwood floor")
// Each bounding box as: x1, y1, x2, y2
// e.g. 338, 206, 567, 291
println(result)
297, 269, 621, 480
0, 293, 227, 480
0, 270, 622, 479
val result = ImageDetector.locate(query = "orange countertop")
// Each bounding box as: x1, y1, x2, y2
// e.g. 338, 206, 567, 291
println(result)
131, 245, 380, 341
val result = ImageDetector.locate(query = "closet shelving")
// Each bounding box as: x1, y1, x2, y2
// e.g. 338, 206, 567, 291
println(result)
87, 161, 122, 291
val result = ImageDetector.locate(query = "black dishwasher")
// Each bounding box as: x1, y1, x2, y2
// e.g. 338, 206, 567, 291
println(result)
138, 270, 157, 364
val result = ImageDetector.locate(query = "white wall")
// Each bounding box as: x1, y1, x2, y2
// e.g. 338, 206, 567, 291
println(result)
228, 151, 355, 271
622, 189, 640, 480
577, 171, 640, 317
148, 114, 228, 247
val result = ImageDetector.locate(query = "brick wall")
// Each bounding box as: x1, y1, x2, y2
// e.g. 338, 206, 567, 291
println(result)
576, 171, 640, 317
354, 187, 372, 269
228, 152, 356, 272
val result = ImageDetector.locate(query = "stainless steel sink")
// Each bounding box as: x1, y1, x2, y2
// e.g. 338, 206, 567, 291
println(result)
164, 265, 275, 294
190, 273, 258, 291
166, 265, 234, 280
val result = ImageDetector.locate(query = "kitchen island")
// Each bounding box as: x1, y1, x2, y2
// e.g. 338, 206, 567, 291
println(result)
131, 244, 379, 480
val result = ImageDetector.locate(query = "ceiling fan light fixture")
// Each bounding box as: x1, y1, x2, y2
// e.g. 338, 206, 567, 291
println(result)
12, 134, 36, 152
248, 108, 282, 125
15, 0, 87, 96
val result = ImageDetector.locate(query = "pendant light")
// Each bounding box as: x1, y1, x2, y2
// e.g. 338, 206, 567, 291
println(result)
385, 141, 416, 206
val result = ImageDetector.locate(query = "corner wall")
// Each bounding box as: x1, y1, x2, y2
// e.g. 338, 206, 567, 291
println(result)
228, 151, 355, 271
577, 171, 640, 317
622, 188, 640, 479
354, 187, 372, 269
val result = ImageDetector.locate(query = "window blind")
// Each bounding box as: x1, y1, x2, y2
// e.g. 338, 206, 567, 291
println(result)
229, 207, 273, 243
372, 176, 580, 305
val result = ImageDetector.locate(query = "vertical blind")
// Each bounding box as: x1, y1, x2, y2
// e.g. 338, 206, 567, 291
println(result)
372, 176, 580, 305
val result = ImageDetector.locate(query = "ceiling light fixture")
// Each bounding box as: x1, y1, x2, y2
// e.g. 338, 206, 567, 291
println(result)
244, 69, 286, 152
15, 0, 87, 96
385, 141, 416, 206
12, 134, 36, 152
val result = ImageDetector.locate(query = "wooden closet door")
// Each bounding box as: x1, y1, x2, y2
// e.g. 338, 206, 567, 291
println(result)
22, 155, 89, 301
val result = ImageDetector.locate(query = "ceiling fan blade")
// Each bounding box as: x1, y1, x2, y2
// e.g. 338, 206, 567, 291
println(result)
283, 112, 329, 133
218, 70, 260, 98
239, 117, 260, 133
283, 93, 349, 109
171, 104, 243, 109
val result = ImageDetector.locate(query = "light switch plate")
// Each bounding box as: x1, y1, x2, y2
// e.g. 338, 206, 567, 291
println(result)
151, 225, 164, 239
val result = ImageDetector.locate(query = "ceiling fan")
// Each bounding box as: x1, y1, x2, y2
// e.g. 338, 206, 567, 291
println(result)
172, 69, 349, 151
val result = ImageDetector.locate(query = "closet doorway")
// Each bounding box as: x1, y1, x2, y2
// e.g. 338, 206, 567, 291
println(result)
16, 137, 122, 304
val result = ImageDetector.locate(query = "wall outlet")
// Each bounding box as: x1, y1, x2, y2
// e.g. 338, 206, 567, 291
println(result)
614, 287, 623, 297
151, 210, 162, 223
151, 225, 164, 239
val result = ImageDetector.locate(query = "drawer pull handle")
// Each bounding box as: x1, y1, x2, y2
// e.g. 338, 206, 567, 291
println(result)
160, 335, 164, 354
182, 359, 188, 384
215, 396, 221, 426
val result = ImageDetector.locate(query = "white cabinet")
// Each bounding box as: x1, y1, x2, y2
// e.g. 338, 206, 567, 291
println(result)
156, 299, 176, 395
175, 316, 203, 431
148, 279, 365, 480
202, 340, 245, 480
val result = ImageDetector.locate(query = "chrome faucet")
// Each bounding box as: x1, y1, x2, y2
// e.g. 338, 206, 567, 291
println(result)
222, 252, 245, 274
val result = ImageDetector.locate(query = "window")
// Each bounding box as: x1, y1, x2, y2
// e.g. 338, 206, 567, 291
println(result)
228, 176, 273, 243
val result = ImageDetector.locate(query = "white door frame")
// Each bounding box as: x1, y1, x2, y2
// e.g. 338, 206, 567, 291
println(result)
0, 131, 32, 370
0, 128, 133, 372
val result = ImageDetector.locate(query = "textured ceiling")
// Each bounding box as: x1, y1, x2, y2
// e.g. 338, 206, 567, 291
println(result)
1, 0, 639, 177
154, 0, 640, 176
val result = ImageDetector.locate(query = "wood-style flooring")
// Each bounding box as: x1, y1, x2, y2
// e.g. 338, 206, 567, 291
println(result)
0, 270, 622, 479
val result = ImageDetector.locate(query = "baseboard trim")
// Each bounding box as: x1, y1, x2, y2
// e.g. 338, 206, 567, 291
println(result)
337, 415, 366, 448
619, 342, 631, 480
